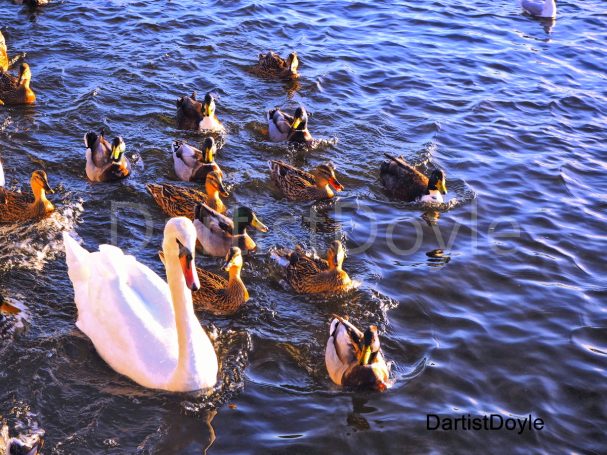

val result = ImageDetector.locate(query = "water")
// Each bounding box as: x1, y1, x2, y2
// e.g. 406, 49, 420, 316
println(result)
1, 0, 606, 453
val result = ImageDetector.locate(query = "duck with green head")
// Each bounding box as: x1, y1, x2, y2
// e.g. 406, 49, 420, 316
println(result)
267, 106, 313, 144
325, 315, 390, 391
173, 137, 222, 184
380, 153, 447, 203
194, 203, 268, 257
84, 129, 130, 182
176, 92, 224, 132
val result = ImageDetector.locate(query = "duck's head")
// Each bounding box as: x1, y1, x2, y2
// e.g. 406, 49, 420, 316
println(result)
428, 169, 447, 195
202, 137, 216, 163
205, 170, 229, 198
359, 325, 381, 366
233, 207, 269, 234
30, 170, 54, 195
326, 240, 346, 269
314, 164, 343, 191
203, 92, 216, 118
18, 63, 32, 86
223, 246, 243, 272
291, 106, 308, 130
111, 137, 126, 162
287, 52, 299, 76
163, 217, 200, 291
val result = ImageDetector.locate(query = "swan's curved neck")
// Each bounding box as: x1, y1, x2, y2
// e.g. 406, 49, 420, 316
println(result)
164, 246, 199, 386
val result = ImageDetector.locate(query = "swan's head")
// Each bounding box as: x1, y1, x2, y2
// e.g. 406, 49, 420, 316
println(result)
163, 217, 200, 291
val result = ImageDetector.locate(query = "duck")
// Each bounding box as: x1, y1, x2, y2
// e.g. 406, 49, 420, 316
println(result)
13, 0, 50, 6
253, 51, 299, 79
83, 130, 130, 182
269, 160, 343, 201
63, 217, 218, 392
173, 137, 222, 184
0, 170, 54, 224
176, 92, 223, 132
380, 153, 447, 203
194, 203, 268, 257
0, 63, 35, 106
1, 422, 44, 455
147, 170, 229, 219
192, 247, 249, 316
522, 0, 556, 18
271, 240, 352, 294
267, 106, 313, 143
325, 315, 390, 391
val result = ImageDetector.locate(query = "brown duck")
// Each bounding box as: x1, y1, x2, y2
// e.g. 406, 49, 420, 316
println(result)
253, 51, 299, 79
147, 170, 229, 219
0, 170, 54, 224
271, 240, 352, 294
269, 160, 343, 201
0, 63, 35, 105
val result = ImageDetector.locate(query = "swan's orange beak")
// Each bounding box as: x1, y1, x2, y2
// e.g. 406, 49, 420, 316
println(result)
178, 241, 200, 291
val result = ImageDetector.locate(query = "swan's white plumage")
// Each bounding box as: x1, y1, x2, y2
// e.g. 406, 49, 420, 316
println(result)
325, 318, 356, 386
63, 218, 218, 392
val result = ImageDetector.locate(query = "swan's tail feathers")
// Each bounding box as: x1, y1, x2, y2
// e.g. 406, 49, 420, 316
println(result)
63, 232, 91, 283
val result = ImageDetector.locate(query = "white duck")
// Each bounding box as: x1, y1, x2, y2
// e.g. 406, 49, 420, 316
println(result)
63, 217, 218, 392
521, 0, 556, 18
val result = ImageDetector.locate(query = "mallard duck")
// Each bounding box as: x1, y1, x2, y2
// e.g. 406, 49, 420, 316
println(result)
147, 171, 229, 219
173, 137, 221, 183
193, 247, 249, 315
522, 0, 556, 18
1, 422, 44, 455
267, 106, 313, 143
194, 203, 268, 257
380, 153, 447, 203
325, 315, 390, 391
0, 170, 54, 224
0, 63, 35, 106
254, 51, 299, 79
176, 92, 223, 132
83, 130, 130, 182
271, 240, 352, 294
269, 160, 343, 201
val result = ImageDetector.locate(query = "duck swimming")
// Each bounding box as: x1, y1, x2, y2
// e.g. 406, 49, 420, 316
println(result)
267, 106, 313, 144
269, 160, 343, 201
176, 92, 223, 132
192, 247, 249, 316
0, 170, 54, 224
173, 137, 222, 184
271, 240, 352, 294
522, 0, 556, 18
253, 51, 299, 79
0, 63, 35, 105
63, 217, 218, 392
147, 170, 229, 218
83, 130, 130, 182
380, 153, 447, 203
194, 203, 268, 257
325, 315, 390, 391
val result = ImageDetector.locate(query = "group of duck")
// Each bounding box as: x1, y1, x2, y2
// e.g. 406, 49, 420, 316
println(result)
0, 0, 562, 450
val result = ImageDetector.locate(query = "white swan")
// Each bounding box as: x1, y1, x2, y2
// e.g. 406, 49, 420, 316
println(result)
521, 0, 556, 18
63, 217, 218, 392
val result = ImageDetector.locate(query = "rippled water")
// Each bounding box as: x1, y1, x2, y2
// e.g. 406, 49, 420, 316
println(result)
1, 0, 606, 453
